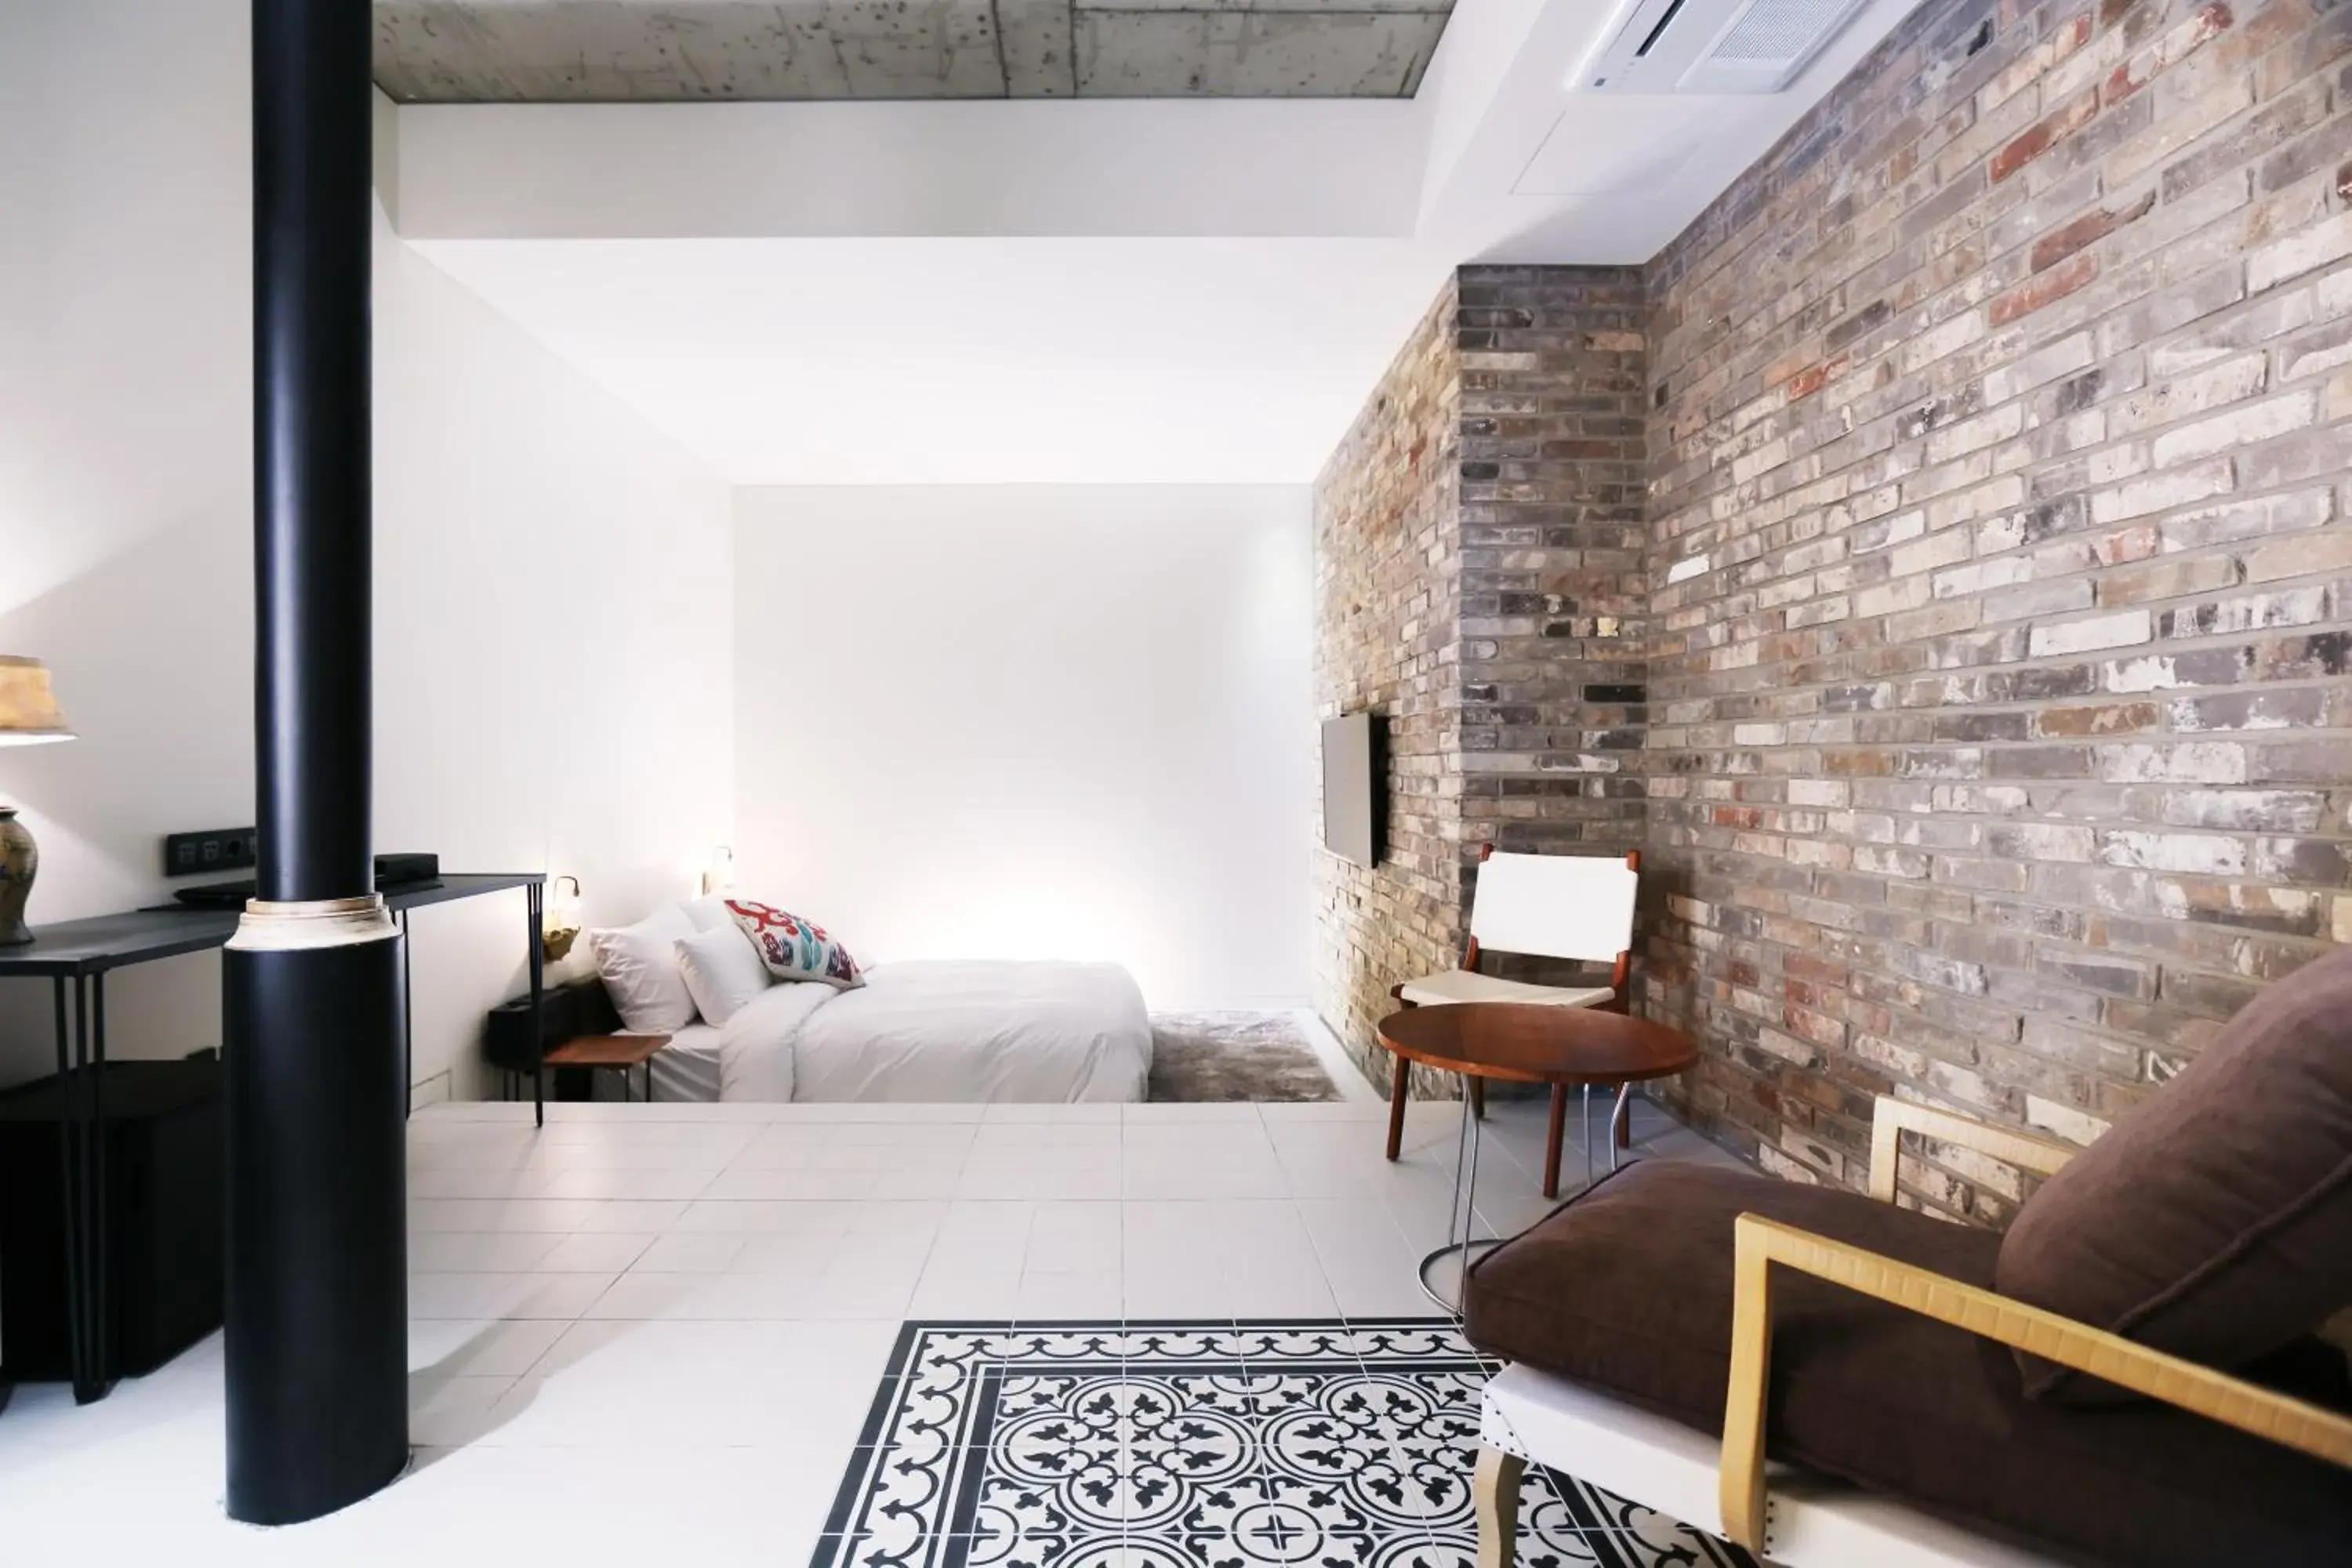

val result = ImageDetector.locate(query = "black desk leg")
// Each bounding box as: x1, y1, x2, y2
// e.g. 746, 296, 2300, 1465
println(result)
527, 882, 545, 1128
49, 979, 87, 1403
50, 974, 111, 1405
397, 909, 413, 1121
89, 974, 109, 1403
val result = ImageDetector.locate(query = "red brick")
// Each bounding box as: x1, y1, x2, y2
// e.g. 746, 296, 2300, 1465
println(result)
2106, 2, 2234, 105
1991, 89, 2100, 183
2033, 702, 2162, 737
1784, 354, 1847, 401
1989, 251, 2100, 325
2183, 4, 2234, 50
2029, 188, 2156, 272
2091, 525, 2159, 565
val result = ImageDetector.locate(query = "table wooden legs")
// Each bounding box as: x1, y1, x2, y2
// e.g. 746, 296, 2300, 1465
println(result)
1386, 1054, 1409, 1160
1543, 1083, 1567, 1200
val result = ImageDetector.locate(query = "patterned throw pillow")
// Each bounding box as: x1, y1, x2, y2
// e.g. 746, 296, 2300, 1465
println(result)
724, 899, 865, 989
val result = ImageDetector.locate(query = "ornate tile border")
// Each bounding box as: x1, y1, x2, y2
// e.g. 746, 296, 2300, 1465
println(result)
813, 1320, 1754, 1568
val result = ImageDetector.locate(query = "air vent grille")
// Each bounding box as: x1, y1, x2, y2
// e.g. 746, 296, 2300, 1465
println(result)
1712, 0, 1858, 62
1577, 0, 1879, 95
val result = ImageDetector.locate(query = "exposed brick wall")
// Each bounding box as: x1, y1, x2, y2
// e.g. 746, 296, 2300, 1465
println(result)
1313, 267, 1650, 1081
1313, 280, 1465, 1089
1642, 0, 2352, 1221
1458, 267, 1652, 873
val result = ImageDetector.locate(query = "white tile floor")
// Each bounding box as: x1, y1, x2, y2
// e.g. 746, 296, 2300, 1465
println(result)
0, 1092, 1738, 1566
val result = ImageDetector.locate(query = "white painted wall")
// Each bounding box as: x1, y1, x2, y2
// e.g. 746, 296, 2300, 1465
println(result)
732, 486, 1313, 1010
0, 0, 733, 1098
0, 2, 255, 1084
373, 211, 735, 1102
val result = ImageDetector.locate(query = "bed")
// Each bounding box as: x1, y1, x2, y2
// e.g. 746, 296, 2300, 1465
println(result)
713, 960, 1150, 1103
557, 896, 1153, 1105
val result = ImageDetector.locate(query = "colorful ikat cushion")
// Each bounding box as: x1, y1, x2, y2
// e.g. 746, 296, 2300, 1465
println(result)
724, 899, 865, 990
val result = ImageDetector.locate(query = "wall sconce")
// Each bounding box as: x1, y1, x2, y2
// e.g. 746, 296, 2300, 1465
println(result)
0, 656, 76, 946
702, 846, 736, 898
542, 874, 582, 962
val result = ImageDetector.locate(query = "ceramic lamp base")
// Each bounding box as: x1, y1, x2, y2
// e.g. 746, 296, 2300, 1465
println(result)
0, 808, 35, 946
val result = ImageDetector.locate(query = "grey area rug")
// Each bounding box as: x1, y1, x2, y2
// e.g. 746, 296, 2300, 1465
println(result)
812, 1319, 1758, 1568
1148, 1012, 1341, 1103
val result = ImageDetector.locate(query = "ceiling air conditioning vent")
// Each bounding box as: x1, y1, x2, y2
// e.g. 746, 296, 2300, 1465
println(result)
1579, 0, 1871, 94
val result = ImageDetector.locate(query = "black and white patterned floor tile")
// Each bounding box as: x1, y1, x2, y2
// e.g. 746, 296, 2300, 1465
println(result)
811, 1320, 1759, 1568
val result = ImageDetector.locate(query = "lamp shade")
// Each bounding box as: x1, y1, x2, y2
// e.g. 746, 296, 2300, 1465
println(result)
0, 657, 72, 745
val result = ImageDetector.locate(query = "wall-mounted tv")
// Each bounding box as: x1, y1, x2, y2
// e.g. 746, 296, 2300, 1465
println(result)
1320, 712, 1387, 868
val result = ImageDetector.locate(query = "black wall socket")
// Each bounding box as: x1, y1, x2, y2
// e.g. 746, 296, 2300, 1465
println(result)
165, 827, 258, 878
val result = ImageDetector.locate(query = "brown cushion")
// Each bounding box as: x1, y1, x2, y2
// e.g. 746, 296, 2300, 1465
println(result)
1997, 944, 2352, 1402
1464, 1160, 2352, 1568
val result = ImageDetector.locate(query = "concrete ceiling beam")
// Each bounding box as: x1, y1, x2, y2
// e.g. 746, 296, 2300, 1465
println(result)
372, 0, 1462, 102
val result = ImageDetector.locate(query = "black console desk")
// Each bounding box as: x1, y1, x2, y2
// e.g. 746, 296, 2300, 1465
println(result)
0, 873, 543, 1406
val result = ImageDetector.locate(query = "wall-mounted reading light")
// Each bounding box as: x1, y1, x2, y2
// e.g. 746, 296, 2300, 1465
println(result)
542, 874, 583, 962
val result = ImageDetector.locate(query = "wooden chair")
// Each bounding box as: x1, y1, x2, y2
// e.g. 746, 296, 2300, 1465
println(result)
1388, 846, 1641, 1167
1472, 1095, 2352, 1567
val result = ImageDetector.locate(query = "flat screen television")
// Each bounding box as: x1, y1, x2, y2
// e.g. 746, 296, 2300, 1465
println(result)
1320, 712, 1386, 868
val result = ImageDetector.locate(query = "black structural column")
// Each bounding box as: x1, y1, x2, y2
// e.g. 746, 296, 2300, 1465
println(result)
225, 0, 409, 1526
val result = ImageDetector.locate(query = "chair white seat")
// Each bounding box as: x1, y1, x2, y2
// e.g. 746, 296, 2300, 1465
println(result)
1396, 969, 1616, 1009
1481, 1363, 2062, 1567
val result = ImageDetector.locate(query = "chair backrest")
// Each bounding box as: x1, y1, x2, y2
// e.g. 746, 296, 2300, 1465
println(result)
1468, 851, 1639, 964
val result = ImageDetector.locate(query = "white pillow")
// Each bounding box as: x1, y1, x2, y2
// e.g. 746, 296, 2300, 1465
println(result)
587, 904, 698, 1032
674, 924, 772, 1027
682, 895, 734, 933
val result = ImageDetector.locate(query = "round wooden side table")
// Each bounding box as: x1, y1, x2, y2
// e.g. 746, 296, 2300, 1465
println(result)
1377, 1002, 1697, 1310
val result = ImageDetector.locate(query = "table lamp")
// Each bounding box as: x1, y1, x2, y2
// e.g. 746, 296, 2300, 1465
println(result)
0, 655, 75, 946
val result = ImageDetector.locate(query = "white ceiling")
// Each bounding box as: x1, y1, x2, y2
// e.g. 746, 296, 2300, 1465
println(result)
392, 0, 1927, 485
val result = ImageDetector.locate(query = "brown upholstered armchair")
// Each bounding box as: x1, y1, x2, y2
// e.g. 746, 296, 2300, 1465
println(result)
1465, 946, 2352, 1567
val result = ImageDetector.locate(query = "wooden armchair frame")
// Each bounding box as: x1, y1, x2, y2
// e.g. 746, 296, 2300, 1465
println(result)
1715, 1094, 2352, 1553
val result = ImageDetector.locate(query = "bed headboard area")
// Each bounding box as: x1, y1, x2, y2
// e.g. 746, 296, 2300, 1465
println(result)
484, 978, 622, 1073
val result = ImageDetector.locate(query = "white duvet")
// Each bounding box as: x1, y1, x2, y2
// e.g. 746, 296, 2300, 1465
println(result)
717, 960, 1152, 1104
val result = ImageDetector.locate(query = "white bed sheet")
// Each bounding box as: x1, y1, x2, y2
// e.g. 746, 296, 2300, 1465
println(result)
717, 960, 1150, 1104
649, 1022, 725, 1103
